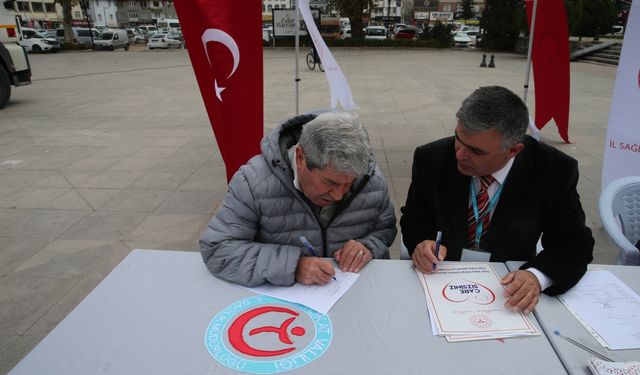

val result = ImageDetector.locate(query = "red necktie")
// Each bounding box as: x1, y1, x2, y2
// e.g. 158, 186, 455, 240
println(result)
467, 175, 496, 248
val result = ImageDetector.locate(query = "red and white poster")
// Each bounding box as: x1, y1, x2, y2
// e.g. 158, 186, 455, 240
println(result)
174, 0, 263, 182
602, 2, 640, 188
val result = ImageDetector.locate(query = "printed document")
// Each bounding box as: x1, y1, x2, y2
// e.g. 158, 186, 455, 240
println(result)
417, 262, 539, 341
246, 268, 359, 314
559, 269, 640, 350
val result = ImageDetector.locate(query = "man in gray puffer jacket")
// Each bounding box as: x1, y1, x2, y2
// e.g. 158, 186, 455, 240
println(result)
200, 112, 397, 287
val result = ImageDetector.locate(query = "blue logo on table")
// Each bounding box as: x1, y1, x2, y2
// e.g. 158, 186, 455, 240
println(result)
205, 295, 332, 374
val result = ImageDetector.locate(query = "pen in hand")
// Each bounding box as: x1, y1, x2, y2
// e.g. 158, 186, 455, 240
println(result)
299, 236, 337, 281
433, 231, 442, 271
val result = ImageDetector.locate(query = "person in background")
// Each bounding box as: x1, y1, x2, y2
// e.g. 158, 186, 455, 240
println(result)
401, 86, 594, 314
201, 112, 397, 287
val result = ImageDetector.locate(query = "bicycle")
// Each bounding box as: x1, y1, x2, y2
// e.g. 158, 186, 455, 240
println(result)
305, 48, 324, 72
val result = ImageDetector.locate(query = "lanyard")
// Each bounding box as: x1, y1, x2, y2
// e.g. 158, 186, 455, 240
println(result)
470, 177, 503, 250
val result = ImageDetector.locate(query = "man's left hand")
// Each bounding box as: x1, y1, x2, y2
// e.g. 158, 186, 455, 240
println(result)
334, 240, 372, 272
500, 270, 541, 314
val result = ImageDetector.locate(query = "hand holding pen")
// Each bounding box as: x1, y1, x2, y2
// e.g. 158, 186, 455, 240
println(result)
411, 231, 447, 274
296, 236, 336, 284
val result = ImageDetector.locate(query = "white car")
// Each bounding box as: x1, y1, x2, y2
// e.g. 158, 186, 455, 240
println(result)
147, 33, 182, 49
452, 31, 471, 47
19, 27, 58, 53
364, 26, 386, 40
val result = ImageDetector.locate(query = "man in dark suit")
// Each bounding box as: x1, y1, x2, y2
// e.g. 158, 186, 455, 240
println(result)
400, 86, 594, 314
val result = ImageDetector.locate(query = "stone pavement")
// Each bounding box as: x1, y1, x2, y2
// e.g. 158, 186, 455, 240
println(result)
0, 46, 618, 373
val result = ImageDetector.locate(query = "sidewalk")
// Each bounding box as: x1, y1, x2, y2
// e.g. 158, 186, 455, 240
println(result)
0, 47, 618, 374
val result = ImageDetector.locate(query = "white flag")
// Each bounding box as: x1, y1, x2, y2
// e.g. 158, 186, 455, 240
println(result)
602, 2, 640, 188
298, 0, 358, 110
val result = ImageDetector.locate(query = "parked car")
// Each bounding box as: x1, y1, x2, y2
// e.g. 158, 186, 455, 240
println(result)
18, 27, 58, 52
125, 28, 144, 44
93, 29, 130, 50
452, 31, 471, 47
364, 26, 386, 40
465, 29, 482, 47
147, 33, 182, 49
55, 27, 100, 47
340, 27, 351, 40
394, 28, 416, 40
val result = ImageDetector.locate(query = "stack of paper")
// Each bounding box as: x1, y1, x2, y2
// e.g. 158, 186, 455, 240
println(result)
558, 269, 640, 350
588, 357, 640, 375
416, 262, 540, 342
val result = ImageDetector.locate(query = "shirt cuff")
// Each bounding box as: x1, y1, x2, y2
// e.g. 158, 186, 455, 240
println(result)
526, 267, 553, 291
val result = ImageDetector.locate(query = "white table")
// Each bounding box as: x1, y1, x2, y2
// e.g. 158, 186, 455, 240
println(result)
506, 261, 640, 374
9, 250, 567, 374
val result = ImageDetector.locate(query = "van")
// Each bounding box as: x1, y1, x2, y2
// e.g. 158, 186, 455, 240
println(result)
93, 29, 129, 50
56, 27, 100, 47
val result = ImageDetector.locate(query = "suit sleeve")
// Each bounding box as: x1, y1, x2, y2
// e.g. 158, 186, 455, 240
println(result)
521, 158, 594, 295
199, 168, 301, 287
400, 147, 437, 255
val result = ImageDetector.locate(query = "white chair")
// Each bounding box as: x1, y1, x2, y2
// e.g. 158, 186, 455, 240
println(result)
599, 176, 640, 266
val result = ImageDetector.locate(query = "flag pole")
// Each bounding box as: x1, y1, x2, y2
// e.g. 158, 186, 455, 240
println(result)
294, 0, 300, 115
523, 0, 538, 104
523, 0, 540, 139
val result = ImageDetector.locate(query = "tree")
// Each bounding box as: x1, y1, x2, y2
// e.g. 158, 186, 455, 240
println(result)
330, 0, 371, 40
565, 0, 617, 38
461, 0, 474, 20
480, 0, 526, 50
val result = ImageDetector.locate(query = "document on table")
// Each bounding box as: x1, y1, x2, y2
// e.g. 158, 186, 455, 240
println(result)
417, 262, 539, 342
558, 269, 640, 350
246, 268, 359, 314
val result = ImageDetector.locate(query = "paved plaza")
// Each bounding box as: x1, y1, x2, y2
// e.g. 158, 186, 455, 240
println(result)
0, 45, 619, 373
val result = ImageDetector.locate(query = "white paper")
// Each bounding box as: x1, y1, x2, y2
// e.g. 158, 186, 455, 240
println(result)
559, 270, 640, 350
416, 262, 539, 341
246, 268, 359, 314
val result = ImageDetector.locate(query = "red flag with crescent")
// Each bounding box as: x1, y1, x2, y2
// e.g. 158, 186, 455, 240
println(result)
525, 0, 571, 143
174, 0, 263, 181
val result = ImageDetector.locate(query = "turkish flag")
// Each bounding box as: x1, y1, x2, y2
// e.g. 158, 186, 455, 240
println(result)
174, 0, 263, 181
525, 0, 571, 143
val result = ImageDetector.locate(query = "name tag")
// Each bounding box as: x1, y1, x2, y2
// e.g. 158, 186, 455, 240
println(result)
461, 248, 491, 262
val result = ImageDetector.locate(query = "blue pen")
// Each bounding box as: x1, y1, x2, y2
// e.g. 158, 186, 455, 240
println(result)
433, 231, 443, 271
299, 236, 337, 281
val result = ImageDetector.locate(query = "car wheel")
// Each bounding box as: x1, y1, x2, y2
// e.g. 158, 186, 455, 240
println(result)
110, 45, 115, 51
124, 43, 129, 51
0, 66, 10, 109
32, 44, 42, 53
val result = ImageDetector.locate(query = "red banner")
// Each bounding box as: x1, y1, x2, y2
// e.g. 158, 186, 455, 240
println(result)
174, 0, 263, 181
525, 0, 571, 143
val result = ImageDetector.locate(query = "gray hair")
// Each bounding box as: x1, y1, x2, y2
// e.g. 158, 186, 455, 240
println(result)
298, 112, 372, 176
456, 86, 529, 149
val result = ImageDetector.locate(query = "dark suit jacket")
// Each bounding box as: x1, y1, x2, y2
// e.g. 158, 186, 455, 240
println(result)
400, 136, 594, 295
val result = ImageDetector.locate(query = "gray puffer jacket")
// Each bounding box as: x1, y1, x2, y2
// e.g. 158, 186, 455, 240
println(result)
200, 114, 397, 287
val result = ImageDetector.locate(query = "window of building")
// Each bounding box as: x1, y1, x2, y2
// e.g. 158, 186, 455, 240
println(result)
153, 1, 160, 7
110, 14, 113, 20
141, 1, 147, 8
443, 4, 451, 12
274, 4, 279, 9
98, 14, 102, 21
31, 2, 43, 12
45, 3, 55, 12
17, 1, 29, 11
267, 4, 272, 11
74, 11, 82, 18
128, 10, 137, 18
